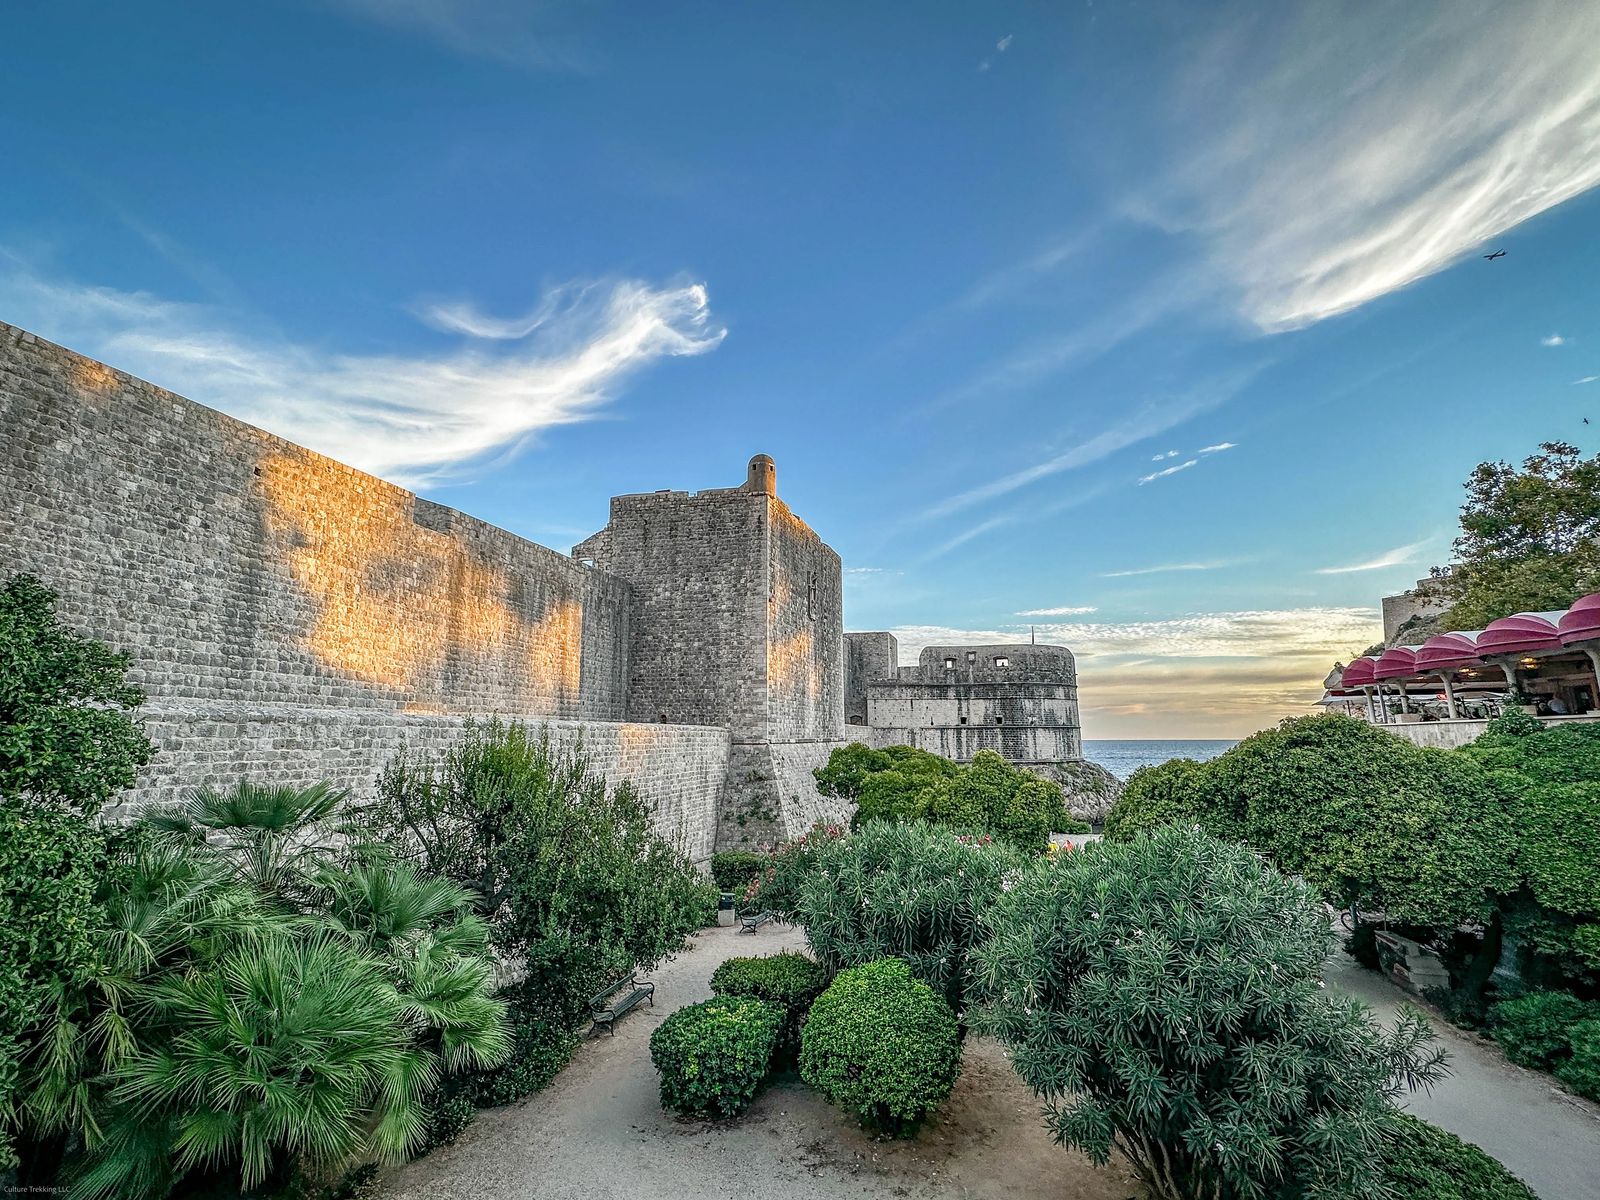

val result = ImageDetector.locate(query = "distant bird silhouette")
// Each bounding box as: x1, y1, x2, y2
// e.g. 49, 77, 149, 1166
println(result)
1484, 249, 1507, 261
1585, 417, 1591, 425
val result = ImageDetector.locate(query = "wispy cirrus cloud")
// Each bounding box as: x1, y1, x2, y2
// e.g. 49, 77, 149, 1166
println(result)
1543, 334, 1569, 348
1575, 376, 1599, 385
322, 0, 584, 68
1151, 449, 1180, 461
1150, 2, 1600, 331
888, 606, 1382, 737
1138, 458, 1198, 485
1199, 441, 1236, 454
1313, 538, 1431, 575
978, 32, 1014, 72
0, 256, 724, 485
1101, 559, 1243, 578
1016, 605, 1097, 617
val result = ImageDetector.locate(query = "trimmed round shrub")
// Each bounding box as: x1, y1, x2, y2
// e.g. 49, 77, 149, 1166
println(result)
1380, 1112, 1538, 1200
649, 996, 783, 1118
1488, 990, 1600, 1070
1557, 1017, 1600, 1100
709, 952, 828, 1064
711, 850, 768, 894
799, 958, 960, 1136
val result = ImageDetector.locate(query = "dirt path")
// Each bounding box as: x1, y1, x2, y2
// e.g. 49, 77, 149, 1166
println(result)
1326, 951, 1600, 1200
386, 923, 1142, 1200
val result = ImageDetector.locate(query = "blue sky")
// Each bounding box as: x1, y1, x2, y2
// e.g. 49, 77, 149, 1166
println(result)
4, 1, 1599, 737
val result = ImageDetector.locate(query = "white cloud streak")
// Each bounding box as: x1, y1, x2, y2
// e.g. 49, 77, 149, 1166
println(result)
322, 0, 580, 68
1016, 605, 1097, 617
0, 260, 724, 485
1138, 457, 1198, 484
1575, 376, 1599, 385
1101, 560, 1241, 578
1313, 538, 1430, 575
1199, 441, 1236, 454
1154, 3, 1600, 331
1542, 334, 1568, 347
1151, 449, 1180, 461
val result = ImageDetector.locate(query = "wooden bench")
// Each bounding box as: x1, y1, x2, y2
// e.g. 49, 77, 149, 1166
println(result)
588, 972, 654, 1036
739, 909, 774, 934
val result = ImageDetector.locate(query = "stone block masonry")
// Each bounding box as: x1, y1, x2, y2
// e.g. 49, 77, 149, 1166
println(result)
0, 320, 850, 853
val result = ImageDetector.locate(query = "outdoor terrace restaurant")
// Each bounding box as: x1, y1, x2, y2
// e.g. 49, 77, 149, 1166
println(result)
1322, 592, 1600, 747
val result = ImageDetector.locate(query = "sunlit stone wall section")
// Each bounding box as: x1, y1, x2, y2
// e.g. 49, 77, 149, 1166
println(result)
766, 501, 844, 741
0, 321, 632, 723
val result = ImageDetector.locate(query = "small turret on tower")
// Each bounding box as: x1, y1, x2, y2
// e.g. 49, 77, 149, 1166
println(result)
743, 453, 776, 496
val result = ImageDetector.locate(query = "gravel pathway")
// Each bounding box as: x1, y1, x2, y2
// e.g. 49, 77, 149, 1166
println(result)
385, 923, 1141, 1200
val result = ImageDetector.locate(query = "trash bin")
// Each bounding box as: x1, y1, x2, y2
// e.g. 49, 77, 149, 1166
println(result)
717, 892, 736, 927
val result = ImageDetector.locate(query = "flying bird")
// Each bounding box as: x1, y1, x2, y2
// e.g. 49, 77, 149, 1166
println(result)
1483, 249, 1507, 261
1585, 417, 1591, 425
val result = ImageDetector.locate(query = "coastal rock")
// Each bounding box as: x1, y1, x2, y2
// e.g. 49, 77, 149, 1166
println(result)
1048, 759, 1124, 826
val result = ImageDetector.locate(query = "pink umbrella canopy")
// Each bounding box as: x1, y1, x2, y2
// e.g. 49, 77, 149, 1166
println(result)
1558, 593, 1600, 646
1340, 656, 1380, 687
1414, 630, 1486, 674
1476, 611, 1565, 657
1374, 645, 1421, 680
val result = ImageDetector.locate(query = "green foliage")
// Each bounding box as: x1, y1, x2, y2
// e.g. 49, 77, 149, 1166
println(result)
1379, 1112, 1539, 1200
0, 806, 115, 1169
816, 743, 1080, 852
1428, 441, 1600, 631
974, 825, 1446, 1200
710, 850, 768, 893
1556, 1018, 1600, 1101
791, 820, 1024, 1017
1464, 721, 1600, 987
649, 996, 783, 1118
799, 958, 960, 1137
709, 953, 828, 1064
354, 721, 716, 1101
745, 821, 848, 917
1103, 757, 1203, 842
0, 575, 154, 817
16, 787, 510, 1198
1108, 715, 1516, 932
1487, 991, 1600, 1071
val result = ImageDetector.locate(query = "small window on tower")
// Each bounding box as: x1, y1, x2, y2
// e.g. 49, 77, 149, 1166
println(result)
966, 650, 977, 662
994, 715, 1004, 725
943, 657, 957, 669
959, 716, 968, 725
994, 656, 1010, 668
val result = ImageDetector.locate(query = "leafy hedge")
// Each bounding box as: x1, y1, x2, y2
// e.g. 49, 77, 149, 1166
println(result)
815, 743, 1085, 852
1559, 1018, 1600, 1101
1380, 1112, 1539, 1200
1104, 714, 1516, 931
649, 996, 783, 1118
709, 952, 828, 1065
799, 958, 960, 1136
1488, 990, 1600, 1072
710, 850, 768, 894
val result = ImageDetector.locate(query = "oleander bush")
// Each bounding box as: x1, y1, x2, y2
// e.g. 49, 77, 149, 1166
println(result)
744, 821, 848, 918
710, 849, 769, 894
790, 820, 1024, 1017
1487, 990, 1600, 1071
1379, 1112, 1539, 1200
974, 825, 1446, 1200
709, 952, 828, 1064
649, 996, 784, 1118
799, 958, 960, 1137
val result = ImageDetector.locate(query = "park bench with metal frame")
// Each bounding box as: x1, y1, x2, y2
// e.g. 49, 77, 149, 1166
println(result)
589, 972, 654, 1036
739, 909, 774, 934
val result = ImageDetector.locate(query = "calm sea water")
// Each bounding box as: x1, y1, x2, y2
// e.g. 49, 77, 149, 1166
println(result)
1083, 739, 1238, 781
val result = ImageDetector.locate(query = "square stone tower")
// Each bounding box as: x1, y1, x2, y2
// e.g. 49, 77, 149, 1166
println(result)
574, 455, 846, 846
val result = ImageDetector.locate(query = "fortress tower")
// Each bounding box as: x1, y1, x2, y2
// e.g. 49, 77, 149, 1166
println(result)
574, 455, 847, 845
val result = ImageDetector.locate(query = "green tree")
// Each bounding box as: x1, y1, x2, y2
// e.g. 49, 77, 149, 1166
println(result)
0, 575, 153, 816
1428, 441, 1600, 630
974, 825, 1445, 1200
1103, 757, 1203, 842
1464, 718, 1600, 988
0, 576, 150, 1169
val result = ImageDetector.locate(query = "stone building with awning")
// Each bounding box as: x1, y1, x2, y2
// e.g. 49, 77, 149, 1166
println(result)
1322, 593, 1600, 747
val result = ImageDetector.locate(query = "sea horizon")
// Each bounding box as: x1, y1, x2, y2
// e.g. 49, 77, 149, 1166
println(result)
1082, 738, 1238, 781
